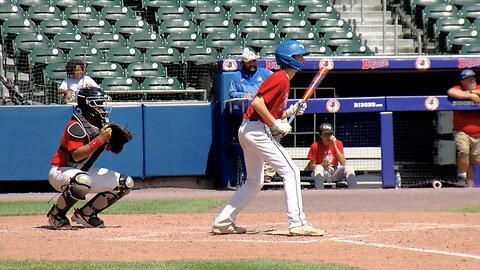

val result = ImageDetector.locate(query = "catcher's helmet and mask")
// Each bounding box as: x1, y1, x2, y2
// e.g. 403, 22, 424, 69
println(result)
275, 40, 310, 70
77, 87, 112, 127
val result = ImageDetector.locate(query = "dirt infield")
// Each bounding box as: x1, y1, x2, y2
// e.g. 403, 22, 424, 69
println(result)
1, 188, 480, 270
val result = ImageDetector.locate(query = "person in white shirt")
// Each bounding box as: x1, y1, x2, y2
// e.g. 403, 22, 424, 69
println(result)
59, 59, 100, 103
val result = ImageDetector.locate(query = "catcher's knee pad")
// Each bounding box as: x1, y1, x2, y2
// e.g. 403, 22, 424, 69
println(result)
119, 174, 134, 190
69, 173, 93, 200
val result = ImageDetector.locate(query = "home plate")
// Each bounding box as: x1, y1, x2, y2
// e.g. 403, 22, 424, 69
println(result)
264, 229, 291, 236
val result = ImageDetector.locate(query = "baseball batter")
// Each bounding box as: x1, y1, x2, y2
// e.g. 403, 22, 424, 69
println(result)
212, 40, 325, 236
47, 87, 134, 230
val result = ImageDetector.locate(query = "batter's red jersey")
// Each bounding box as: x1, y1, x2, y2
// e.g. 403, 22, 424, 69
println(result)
50, 119, 85, 166
307, 140, 344, 167
243, 70, 289, 125
450, 85, 480, 137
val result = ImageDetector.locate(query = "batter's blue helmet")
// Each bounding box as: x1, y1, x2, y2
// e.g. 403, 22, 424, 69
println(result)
275, 40, 309, 70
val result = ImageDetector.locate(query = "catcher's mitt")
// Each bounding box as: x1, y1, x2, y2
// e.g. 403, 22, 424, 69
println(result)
106, 123, 132, 154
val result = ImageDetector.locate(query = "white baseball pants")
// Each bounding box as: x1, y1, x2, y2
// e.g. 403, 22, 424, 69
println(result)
48, 165, 122, 194
214, 119, 308, 228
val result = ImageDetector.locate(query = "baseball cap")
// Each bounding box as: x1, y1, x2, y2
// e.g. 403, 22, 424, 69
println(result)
319, 123, 334, 135
460, 69, 476, 80
242, 49, 258, 62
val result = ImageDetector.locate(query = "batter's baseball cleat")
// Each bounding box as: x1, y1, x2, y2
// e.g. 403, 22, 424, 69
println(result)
71, 209, 105, 228
47, 213, 71, 230
212, 223, 247, 235
289, 224, 325, 236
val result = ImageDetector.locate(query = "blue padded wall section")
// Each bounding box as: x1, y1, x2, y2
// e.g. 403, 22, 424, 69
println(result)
143, 103, 213, 176
0, 105, 72, 180
95, 104, 144, 178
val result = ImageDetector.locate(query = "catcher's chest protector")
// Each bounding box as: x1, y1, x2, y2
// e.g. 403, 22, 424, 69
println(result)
67, 114, 105, 171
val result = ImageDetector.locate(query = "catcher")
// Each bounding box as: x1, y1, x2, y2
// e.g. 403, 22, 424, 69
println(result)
47, 87, 133, 230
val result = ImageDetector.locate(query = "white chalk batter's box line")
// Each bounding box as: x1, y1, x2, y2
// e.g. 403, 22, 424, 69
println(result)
106, 222, 480, 260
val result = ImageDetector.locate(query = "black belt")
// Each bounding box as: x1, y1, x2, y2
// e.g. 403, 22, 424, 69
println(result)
248, 119, 258, 121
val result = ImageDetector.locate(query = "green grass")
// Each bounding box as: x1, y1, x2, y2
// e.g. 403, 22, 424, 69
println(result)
448, 205, 480, 213
0, 198, 226, 216
0, 259, 364, 270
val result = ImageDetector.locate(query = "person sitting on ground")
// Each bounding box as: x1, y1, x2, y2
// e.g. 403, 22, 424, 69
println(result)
306, 123, 355, 189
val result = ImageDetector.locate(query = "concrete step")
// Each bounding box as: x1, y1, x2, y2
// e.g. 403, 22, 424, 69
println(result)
340, 10, 392, 18
366, 38, 416, 47
357, 31, 403, 39
355, 24, 403, 33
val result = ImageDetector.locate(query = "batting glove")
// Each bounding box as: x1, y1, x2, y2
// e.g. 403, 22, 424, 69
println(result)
271, 119, 292, 136
285, 100, 307, 117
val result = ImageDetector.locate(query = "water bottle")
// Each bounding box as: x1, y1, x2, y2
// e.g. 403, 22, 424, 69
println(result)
395, 172, 402, 189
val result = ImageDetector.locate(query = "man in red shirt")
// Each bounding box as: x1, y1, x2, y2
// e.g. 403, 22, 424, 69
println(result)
447, 69, 480, 187
212, 40, 325, 236
306, 123, 355, 189
47, 87, 134, 229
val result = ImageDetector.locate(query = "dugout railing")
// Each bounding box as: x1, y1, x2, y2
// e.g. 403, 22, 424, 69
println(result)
221, 96, 480, 189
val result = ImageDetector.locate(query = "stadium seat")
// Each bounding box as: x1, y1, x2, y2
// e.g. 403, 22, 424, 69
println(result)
422, 4, 460, 40
192, 5, 228, 22
91, 0, 123, 10
433, 17, 471, 52
446, 28, 480, 53
335, 43, 375, 56
114, 19, 152, 38
198, 19, 236, 37
27, 6, 63, 24
259, 45, 276, 57
256, 0, 294, 8
159, 19, 197, 36
461, 3, 480, 23
221, 46, 254, 59
314, 18, 351, 37
51, 0, 88, 11
128, 32, 165, 53
238, 19, 275, 38
13, 33, 50, 73
264, 5, 301, 23
51, 33, 89, 52
144, 46, 184, 83
155, 6, 192, 23
44, 61, 67, 87
218, 0, 255, 10
450, 0, 477, 9
228, 5, 264, 23
90, 33, 128, 52
16, 0, 51, 10
68, 45, 106, 64
145, 47, 182, 64
1, 18, 36, 39
39, 19, 76, 40
303, 4, 340, 22
86, 61, 125, 83
304, 44, 334, 56
64, 6, 99, 24
412, 0, 448, 28
29, 47, 67, 88
183, 46, 220, 62
101, 77, 140, 91
459, 43, 480, 54
105, 46, 143, 68
165, 32, 203, 51
295, 0, 330, 9
244, 31, 282, 51
143, 0, 180, 25
183, 0, 217, 10
0, 4, 25, 25
204, 32, 243, 50
323, 30, 361, 51
126, 61, 167, 83
76, 19, 112, 38
142, 77, 183, 91
283, 32, 323, 46
276, 19, 315, 37
99, 6, 136, 25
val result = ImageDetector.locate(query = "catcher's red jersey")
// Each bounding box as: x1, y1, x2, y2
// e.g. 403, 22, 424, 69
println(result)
50, 119, 84, 166
244, 70, 289, 125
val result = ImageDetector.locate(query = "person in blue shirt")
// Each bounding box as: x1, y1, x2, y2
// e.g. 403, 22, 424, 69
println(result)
229, 49, 276, 182
229, 49, 273, 99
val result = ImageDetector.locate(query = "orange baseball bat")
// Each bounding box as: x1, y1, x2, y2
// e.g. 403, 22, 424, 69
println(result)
288, 66, 330, 124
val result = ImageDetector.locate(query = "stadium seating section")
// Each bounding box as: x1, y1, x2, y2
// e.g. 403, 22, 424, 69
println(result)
4, 0, 479, 103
